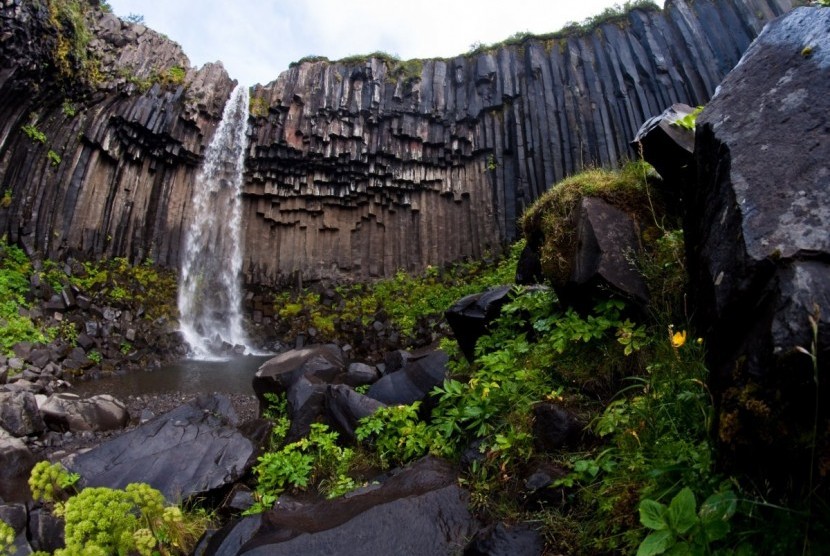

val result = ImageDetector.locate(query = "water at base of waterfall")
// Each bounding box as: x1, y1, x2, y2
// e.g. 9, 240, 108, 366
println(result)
177, 84, 256, 360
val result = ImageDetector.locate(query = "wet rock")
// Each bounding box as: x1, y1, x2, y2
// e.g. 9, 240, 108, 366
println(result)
203, 457, 478, 556
688, 6, 830, 495
285, 376, 328, 442
39, 393, 129, 433
532, 403, 582, 452
325, 384, 386, 441
0, 391, 46, 437
367, 350, 448, 406
252, 344, 345, 410
465, 522, 544, 556
0, 428, 36, 502
63, 394, 256, 503
344, 362, 379, 387
446, 286, 513, 361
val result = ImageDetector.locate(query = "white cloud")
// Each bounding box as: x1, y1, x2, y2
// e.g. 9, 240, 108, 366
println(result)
106, 0, 664, 85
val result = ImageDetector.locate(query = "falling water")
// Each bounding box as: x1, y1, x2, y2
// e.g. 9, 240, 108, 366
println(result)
178, 84, 253, 359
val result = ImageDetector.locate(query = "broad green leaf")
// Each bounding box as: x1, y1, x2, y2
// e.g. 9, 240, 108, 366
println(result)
665, 541, 694, 556
637, 530, 674, 556
701, 518, 730, 542
667, 488, 698, 535
639, 499, 668, 530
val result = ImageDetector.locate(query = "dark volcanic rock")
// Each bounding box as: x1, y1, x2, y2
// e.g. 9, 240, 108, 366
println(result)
532, 402, 582, 452
63, 394, 256, 502
688, 7, 830, 495
0, 428, 36, 502
39, 393, 129, 432
0, 391, 46, 437
558, 197, 649, 309
0, 0, 794, 285
325, 384, 386, 441
465, 522, 544, 556
446, 286, 513, 361
203, 457, 478, 556
366, 350, 449, 406
252, 344, 345, 410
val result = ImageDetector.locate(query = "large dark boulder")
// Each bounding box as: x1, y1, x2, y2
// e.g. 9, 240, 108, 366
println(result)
252, 345, 345, 410
688, 7, 830, 496
0, 428, 36, 502
0, 391, 45, 437
39, 393, 129, 433
631, 102, 696, 204
557, 196, 649, 310
203, 457, 478, 556
63, 394, 258, 503
325, 384, 386, 441
366, 350, 449, 406
446, 286, 513, 361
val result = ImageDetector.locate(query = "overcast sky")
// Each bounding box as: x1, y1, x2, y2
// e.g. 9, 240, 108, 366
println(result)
106, 1, 664, 86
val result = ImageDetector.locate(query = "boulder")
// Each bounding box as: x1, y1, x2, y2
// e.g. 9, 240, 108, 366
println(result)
202, 457, 478, 556
252, 345, 345, 410
325, 385, 386, 441
63, 394, 257, 503
0, 428, 36, 502
0, 391, 45, 436
28, 506, 65, 553
557, 197, 649, 309
688, 7, 830, 495
446, 286, 513, 361
367, 350, 448, 406
284, 376, 328, 442
465, 522, 545, 556
631, 102, 696, 201
532, 402, 582, 452
344, 362, 379, 387
39, 393, 129, 432
0, 503, 32, 554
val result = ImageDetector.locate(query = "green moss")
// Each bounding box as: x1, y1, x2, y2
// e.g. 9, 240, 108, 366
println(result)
520, 160, 663, 285
249, 96, 270, 118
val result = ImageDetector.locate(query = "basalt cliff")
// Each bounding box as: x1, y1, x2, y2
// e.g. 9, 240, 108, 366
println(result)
0, 0, 796, 285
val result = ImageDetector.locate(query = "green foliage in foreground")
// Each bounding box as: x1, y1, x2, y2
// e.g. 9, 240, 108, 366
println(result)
28, 462, 209, 556
0, 238, 50, 353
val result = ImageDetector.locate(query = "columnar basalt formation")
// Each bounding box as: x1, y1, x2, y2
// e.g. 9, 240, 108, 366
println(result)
0, 1, 234, 265
0, 0, 795, 286
244, 0, 794, 284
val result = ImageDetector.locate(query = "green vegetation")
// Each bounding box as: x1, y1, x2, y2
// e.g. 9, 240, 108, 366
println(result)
22, 123, 47, 144
61, 99, 77, 117
289, 55, 330, 68
47, 149, 62, 166
0, 238, 175, 356
249, 96, 270, 118
1, 190, 12, 209
0, 519, 15, 554
47, 0, 95, 81
29, 462, 209, 555
671, 106, 704, 131
466, 1, 660, 56
272, 242, 519, 345
162, 66, 186, 86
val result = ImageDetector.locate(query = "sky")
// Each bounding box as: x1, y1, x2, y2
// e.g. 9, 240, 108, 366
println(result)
106, 1, 664, 86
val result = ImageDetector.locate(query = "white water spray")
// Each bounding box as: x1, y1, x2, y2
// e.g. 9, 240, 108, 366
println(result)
178, 84, 253, 359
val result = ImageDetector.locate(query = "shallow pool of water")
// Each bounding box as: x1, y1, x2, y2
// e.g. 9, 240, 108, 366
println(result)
71, 355, 273, 397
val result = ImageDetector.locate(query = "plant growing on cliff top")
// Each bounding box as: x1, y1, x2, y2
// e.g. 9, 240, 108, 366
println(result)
47, 0, 95, 80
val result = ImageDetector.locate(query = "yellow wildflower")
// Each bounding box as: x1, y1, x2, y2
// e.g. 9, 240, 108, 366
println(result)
671, 329, 687, 348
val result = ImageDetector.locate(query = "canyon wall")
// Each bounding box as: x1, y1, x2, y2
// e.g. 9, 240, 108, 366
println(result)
0, 0, 795, 285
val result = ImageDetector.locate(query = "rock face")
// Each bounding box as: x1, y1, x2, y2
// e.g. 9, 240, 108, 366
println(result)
0, 1, 234, 265
688, 6, 830, 494
0, 0, 794, 285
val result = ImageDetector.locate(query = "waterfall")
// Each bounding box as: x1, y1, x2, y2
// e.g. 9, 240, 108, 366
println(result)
177, 84, 253, 359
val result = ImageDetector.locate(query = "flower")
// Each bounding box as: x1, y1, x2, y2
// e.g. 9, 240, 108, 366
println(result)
671, 329, 687, 348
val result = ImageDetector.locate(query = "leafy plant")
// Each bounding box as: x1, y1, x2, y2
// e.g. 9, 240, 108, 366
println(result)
0, 519, 15, 555
61, 100, 77, 117
0, 190, 10, 208
671, 106, 704, 131
250, 423, 357, 512
637, 488, 738, 555
356, 402, 446, 467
